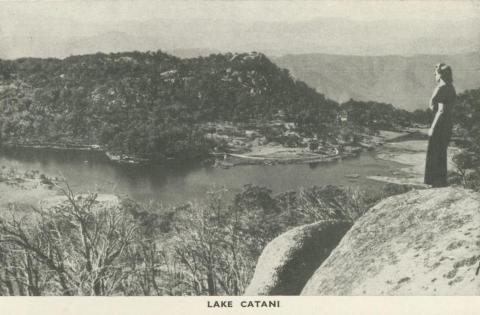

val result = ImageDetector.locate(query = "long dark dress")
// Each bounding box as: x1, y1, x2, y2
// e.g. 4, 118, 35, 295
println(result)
424, 82, 456, 187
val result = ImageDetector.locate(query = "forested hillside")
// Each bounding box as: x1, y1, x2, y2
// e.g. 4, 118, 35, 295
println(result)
0, 51, 338, 161
340, 100, 413, 130
0, 50, 423, 164
451, 87, 480, 189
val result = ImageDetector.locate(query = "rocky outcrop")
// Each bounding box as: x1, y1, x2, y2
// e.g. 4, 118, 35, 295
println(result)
301, 187, 480, 295
245, 220, 351, 295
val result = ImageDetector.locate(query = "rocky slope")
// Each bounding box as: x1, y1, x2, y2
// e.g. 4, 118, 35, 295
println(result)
245, 220, 351, 295
247, 186, 480, 295
302, 187, 480, 295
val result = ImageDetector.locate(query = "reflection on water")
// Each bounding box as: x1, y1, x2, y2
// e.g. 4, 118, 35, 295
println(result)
0, 147, 403, 206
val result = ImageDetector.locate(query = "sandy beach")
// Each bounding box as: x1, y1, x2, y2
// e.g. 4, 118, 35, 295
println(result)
0, 171, 118, 213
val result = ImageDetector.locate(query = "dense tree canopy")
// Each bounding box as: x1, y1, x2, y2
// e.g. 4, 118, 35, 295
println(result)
451, 88, 480, 188
340, 99, 413, 130
0, 50, 422, 162
0, 51, 340, 161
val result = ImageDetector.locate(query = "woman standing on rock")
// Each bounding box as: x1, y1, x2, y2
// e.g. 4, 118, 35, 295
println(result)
424, 63, 456, 187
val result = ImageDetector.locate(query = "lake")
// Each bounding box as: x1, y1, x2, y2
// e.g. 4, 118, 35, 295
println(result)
0, 146, 404, 206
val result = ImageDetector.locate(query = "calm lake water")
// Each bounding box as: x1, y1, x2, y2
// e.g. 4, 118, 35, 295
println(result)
0, 147, 403, 206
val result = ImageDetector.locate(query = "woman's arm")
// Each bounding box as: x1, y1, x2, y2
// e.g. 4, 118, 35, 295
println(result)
429, 85, 441, 110
429, 102, 444, 137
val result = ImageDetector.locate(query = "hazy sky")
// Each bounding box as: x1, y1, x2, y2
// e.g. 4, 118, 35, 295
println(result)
1, 0, 479, 27
1, 1, 479, 58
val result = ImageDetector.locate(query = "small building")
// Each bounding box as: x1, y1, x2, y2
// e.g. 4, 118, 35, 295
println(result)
274, 110, 286, 120
284, 122, 296, 130
338, 110, 349, 123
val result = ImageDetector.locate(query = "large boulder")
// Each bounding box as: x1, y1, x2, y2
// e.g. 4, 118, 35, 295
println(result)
301, 187, 480, 295
245, 220, 351, 295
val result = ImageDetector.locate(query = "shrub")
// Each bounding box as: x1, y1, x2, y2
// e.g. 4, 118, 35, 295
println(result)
0, 179, 411, 296
0, 185, 139, 295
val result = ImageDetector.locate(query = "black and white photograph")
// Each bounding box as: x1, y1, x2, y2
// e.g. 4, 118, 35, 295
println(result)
0, 0, 479, 309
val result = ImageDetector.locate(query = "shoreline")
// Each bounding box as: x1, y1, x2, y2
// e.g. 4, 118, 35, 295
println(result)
0, 128, 422, 168
0, 129, 423, 168
0, 167, 120, 213
0, 139, 377, 168
213, 150, 360, 168
213, 129, 421, 168
1, 141, 149, 165
0, 128, 431, 210
367, 132, 459, 187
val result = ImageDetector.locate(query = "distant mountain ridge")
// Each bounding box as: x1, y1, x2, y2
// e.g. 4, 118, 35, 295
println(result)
274, 52, 480, 111
1, 17, 478, 59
